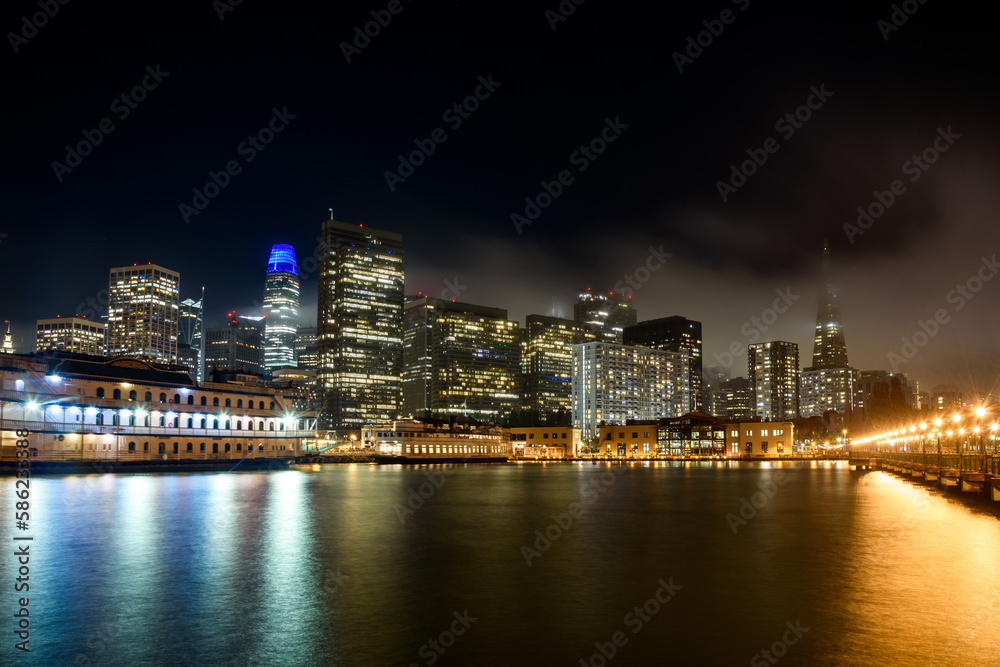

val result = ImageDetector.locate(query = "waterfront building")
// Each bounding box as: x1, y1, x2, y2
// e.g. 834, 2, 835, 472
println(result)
723, 421, 795, 458
317, 220, 405, 430
748, 341, 799, 421
571, 342, 690, 439
35, 317, 106, 357
367, 418, 511, 459
624, 315, 703, 411
521, 315, 582, 417
402, 297, 521, 420
262, 244, 300, 372
205, 316, 265, 377
573, 289, 636, 343
179, 292, 205, 383
596, 421, 661, 458
0, 351, 310, 460
506, 425, 582, 458
656, 411, 727, 457
107, 263, 180, 364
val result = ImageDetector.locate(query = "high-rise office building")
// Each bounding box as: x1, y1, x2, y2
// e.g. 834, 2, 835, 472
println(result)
857, 370, 916, 421
522, 315, 583, 416
573, 289, 636, 343
749, 341, 799, 421
35, 317, 106, 357
623, 315, 703, 411
179, 291, 204, 382
402, 297, 521, 419
713, 376, 754, 420
802, 241, 858, 416
317, 220, 405, 430
107, 263, 180, 364
571, 342, 690, 438
295, 326, 318, 370
204, 316, 265, 377
262, 244, 300, 372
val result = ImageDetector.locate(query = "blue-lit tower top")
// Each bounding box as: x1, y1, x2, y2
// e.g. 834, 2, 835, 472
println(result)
263, 244, 300, 372
267, 244, 299, 276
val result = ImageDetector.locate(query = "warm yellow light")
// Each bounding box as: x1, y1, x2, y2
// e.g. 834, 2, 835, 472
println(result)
919, 423, 927, 430
934, 418, 943, 427
976, 407, 986, 417
952, 413, 961, 422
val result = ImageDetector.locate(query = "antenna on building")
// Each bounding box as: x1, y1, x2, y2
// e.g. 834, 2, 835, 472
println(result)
329, 208, 334, 220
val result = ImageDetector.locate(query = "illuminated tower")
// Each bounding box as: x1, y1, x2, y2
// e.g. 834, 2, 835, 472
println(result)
812, 239, 849, 368
107, 263, 180, 364
317, 220, 404, 430
262, 244, 300, 373
179, 289, 205, 382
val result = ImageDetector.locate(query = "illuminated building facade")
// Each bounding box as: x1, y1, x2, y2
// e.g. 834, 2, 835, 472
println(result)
0, 351, 310, 460
179, 292, 204, 382
623, 315, 703, 411
800, 366, 859, 418
317, 220, 405, 430
571, 342, 690, 439
522, 315, 583, 416
35, 317, 106, 357
295, 326, 318, 370
713, 376, 754, 420
573, 289, 636, 343
107, 263, 180, 364
402, 297, 521, 420
262, 244, 300, 372
506, 425, 582, 459
205, 317, 265, 377
723, 421, 795, 458
748, 341, 799, 421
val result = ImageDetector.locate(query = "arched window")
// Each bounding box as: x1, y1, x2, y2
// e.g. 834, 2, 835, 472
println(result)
128, 442, 136, 452
145, 391, 152, 401
236, 420, 242, 430
199, 443, 205, 452
224, 443, 231, 452
96, 387, 105, 398
259, 421, 264, 431
212, 443, 218, 453
225, 420, 231, 430
225, 398, 231, 408
187, 395, 194, 405
159, 416, 165, 426
248, 400, 255, 409
186, 443, 193, 452
159, 393, 166, 403
201, 396, 207, 406
158, 442, 166, 454
129, 390, 137, 400
143, 442, 149, 452
213, 419, 219, 429
128, 415, 136, 426
173, 394, 180, 404
14, 380, 24, 391
259, 444, 264, 451
237, 399, 243, 409
279, 423, 285, 431
96, 413, 103, 425
172, 442, 178, 454
269, 401, 275, 410
113, 388, 121, 400
269, 422, 275, 431
236, 443, 242, 451
112, 413, 119, 426
213, 398, 219, 407
187, 418, 193, 428
248, 421, 254, 431
144, 415, 150, 427
200, 418, 206, 429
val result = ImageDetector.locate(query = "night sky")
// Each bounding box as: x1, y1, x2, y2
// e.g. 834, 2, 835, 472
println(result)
2, 1, 999, 395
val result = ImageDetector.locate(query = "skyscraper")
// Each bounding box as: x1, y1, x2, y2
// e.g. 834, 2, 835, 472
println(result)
295, 326, 318, 370
179, 290, 204, 382
262, 244, 300, 372
107, 263, 180, 364
573, 289, 636, 343
812, 239, 849, 369
623, 315, 703, 411
204, 316, 265, 378
35, 317, 106, 356
522, 315, 583, 417
402, 297, 521, 419
800, 240, 858, 417
748, 341, 799, 421
571, 342, 690, 439
317, 219, 405, 430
